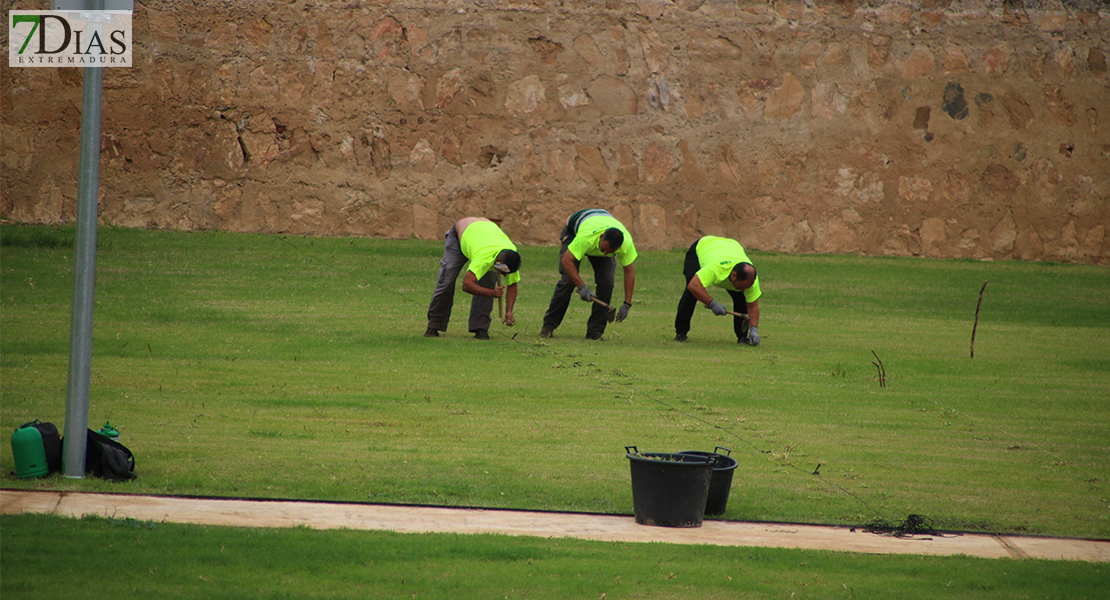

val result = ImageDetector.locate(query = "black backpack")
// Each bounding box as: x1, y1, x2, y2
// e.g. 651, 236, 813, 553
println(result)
80, 429, 137, 482
21, 420, 63, 475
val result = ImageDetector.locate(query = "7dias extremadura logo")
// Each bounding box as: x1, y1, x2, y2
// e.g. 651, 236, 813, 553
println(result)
9, 10, 132, 67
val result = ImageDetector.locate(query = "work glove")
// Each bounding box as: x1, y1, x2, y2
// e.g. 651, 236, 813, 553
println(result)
708, 300, 728, 316
743, 326, 760, 346
616, 302, 631, 322
578, 283, 592, 302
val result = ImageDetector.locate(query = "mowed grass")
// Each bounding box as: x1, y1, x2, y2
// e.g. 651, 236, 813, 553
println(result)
1, 512, 1106, 600
2, 225, 1108, 540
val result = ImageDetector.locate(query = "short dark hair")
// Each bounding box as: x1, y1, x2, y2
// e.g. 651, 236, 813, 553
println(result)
601, 228, 624, 250
732, 262, 756, 284
500, 249, 521, 273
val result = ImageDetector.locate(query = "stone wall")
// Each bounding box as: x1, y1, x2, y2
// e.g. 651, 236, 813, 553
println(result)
2, 0, 1108, 264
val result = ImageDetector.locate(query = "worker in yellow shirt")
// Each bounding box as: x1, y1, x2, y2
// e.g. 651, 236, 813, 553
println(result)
425, 217, 521, 340
539, 209, 637, 341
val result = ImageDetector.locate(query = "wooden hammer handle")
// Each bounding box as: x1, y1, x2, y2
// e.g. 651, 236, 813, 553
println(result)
496, 272, 504, 320
590, 296, 613, 310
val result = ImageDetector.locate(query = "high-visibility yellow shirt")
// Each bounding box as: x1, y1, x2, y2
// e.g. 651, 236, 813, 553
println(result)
694, 236, 761, 303
460, 221, 521, 285
567, 214, 637, 267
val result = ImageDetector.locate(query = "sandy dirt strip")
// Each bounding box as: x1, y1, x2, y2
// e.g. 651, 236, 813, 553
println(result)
3, 490, 1106, 562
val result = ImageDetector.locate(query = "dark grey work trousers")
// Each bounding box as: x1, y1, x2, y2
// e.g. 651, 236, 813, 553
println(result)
674, 240, 749, 339
541, 225, 616, 337
426, 226, 496, 334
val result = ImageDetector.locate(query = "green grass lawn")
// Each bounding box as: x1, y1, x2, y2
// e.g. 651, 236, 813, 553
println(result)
1, 512, 1106, 600
2, 224, 1108, 598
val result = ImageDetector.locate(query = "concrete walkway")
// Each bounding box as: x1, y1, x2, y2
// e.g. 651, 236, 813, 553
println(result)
3, 489, 1107, 562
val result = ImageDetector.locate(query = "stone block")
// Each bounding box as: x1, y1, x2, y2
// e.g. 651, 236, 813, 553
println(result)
811, 82, 847, 118
413, 201, 442, 240
1079, 225, 1105, 260
1000, 93, 1033, 130
982, 164, 1019, 194
983, 46, 1010, 75
145, 8, 180, 45
436, 69, 465, 109
558, 84, 590, 108
799, 41, 822, 71
902, 47, 935, 79
867, 34, 892, 69
1043, 86, 1077, 127
990, 210, 1018, 255
919, 217, 948, 256
1015, 228, 1044, 261
716, 145, 741, 186
574, 34, 606, 67
575, 144, 610, 186
385, 68, 425, 111
549, 149, 577, 182
764, 74, 804, 120
506, 75, 547, 115
528, 37, 564, 65
642, 141, 673, 184
618, 145, 639, 188
1090, 48, 1108, 76
410, 139, 436, 173
587, 76, 638, 116
521, 145, 545, 184
678, 140, 705, 185
898, 176, 933, 204
942, 47, 971, 74
636, 203, 667, 247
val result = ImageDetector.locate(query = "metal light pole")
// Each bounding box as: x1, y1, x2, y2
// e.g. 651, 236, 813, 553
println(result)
61, 0, 105, 478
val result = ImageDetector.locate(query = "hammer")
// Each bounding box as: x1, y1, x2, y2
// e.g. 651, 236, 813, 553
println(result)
590, 296, 617, 323
725, 310, 751, 325
707, 306, 751, 326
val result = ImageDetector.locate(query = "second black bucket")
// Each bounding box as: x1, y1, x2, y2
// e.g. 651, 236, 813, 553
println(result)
678, 447, 738, 516
626, 446, 713, 528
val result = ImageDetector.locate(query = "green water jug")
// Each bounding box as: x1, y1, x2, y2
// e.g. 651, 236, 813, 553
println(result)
11, 421, 49, 479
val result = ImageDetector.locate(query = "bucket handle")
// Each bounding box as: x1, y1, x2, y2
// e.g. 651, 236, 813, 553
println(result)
714, 446, 732, 457
624, 446, 638, 454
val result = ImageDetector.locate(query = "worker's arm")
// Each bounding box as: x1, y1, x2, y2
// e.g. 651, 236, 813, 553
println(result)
686, 274, 713, 306
560, 250, 585, 288
462, 271, 504, 298
561, 250, 593, 301
746, 299, 759, 327
688, 274, 728, 316
621, 263, 636, 305
504, 282, 518, 326
615, 263, 636, 322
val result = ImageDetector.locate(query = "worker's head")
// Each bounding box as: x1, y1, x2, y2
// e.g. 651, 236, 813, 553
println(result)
495, 250, 521, 274
729, 262, 756, 290
599, 228, 624, 255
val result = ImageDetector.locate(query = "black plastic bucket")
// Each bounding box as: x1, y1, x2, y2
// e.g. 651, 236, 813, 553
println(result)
678, 447, 738, 516
625, 446, 713, 528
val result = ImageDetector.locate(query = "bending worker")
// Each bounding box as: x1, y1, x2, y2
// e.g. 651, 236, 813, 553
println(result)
425, 217, 521, 340
674, 235, 761, 345
539, 208, 637, 340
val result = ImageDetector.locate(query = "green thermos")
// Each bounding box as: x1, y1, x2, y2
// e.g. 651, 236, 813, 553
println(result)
11, 421, 49, 479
